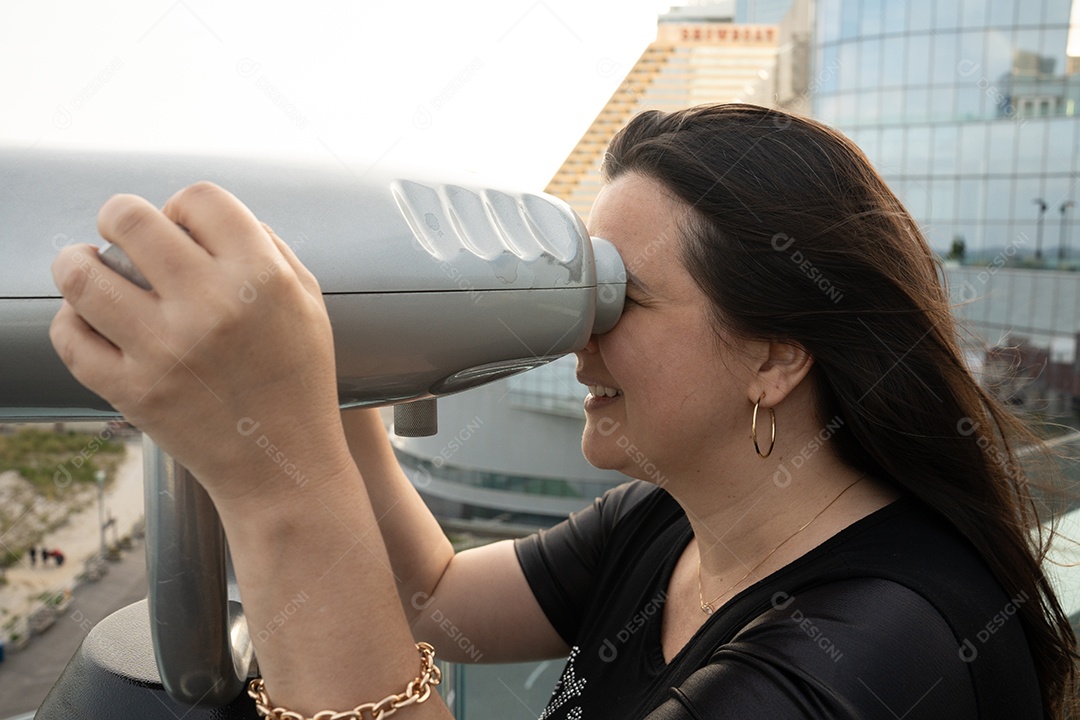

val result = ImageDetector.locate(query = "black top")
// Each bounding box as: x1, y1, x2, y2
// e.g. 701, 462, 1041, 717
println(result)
514, 481, 1042, 719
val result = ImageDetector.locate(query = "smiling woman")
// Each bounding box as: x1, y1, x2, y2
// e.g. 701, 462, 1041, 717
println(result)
525, 103, 1076, 719
47, 103, 1079, 720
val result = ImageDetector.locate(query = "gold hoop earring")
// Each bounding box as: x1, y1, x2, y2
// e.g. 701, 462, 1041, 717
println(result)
752, 394, 776, 458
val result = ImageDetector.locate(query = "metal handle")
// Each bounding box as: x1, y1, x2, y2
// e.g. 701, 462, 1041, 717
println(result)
144, 436, 254, 706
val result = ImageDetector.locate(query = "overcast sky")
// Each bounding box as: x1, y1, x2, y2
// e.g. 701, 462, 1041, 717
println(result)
0, 0, 672, 189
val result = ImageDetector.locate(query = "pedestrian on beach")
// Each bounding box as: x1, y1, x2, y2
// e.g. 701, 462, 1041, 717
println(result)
39, 547, 48, 567
49, 104, 1079, 719
29, 546, 36, 567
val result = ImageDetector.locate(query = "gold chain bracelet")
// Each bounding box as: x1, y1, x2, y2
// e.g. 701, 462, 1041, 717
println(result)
248, 642, 441, 720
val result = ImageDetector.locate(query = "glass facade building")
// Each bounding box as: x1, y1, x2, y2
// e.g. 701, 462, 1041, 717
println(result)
811, 0, 1080, 262
808, 0, 1080, 419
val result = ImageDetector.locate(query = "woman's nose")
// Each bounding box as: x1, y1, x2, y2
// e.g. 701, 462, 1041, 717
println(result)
577, 335, 600, 356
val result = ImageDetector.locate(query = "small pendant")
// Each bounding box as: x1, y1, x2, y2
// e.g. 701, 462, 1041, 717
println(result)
701, 603, 714, 615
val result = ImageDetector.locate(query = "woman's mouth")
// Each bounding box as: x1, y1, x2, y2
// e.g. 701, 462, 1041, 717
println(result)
587, 384, 622, 398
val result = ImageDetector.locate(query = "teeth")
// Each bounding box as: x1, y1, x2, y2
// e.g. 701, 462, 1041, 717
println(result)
587, 384, 622, 398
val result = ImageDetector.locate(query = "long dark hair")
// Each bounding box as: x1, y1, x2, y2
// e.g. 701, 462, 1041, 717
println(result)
601, 103, 1078, 719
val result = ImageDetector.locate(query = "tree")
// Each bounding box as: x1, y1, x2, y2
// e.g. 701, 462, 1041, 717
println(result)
947, 235, 966, 263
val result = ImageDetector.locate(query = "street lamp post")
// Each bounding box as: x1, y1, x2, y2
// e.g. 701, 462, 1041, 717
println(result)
1034, 198, 1048, 261
1060, 201, 1075, 262
95, 469, 106, 558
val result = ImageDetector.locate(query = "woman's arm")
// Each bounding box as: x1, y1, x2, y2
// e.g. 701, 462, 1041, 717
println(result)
341, 407, 570, 664
50, 183, 452, 717
212, 439, 454, 717
51, 181, 563, 716
339, 408, 454, 620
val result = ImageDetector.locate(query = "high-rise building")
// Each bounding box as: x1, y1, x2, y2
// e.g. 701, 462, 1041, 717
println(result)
806, 0, 1080, 416
545, 5, 780, 222
735, 0, 794, 24
811, 0, 1080, 261
739, 0, 1080, 417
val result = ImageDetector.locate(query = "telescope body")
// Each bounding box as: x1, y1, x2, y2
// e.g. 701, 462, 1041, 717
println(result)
3, 148, 625, 712
0, 148, 624, 421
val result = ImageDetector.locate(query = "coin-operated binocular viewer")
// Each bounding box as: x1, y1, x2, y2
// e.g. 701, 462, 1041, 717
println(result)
0, 149, 624, 718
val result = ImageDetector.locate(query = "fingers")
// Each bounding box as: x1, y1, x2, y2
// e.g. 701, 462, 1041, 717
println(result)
161, 182, 269, 259
97, 193, 210, 295
262, 223, 321, 295
49, 300, 125, 401
51, 243, 158, 350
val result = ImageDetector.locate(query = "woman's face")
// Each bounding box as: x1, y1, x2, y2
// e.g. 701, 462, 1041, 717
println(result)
575, 173, 759, 484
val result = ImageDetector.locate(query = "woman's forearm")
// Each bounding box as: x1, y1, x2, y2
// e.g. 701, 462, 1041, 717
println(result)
48, 185, 457, 716
213, 445, 452, 718
340, 407, 455, 622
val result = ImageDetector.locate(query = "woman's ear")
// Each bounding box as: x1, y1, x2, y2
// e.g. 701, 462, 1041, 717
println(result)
751, 342, 814, 407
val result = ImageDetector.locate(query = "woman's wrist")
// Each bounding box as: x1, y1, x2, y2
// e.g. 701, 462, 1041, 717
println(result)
211, 455, 431, 715
203, 420, 360, 524
190, 403, 354, 509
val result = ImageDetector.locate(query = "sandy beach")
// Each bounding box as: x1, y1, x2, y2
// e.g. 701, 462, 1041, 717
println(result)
0, 435, 146, 641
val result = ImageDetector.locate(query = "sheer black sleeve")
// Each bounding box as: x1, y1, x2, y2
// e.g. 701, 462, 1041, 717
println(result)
513, 481, 661, 646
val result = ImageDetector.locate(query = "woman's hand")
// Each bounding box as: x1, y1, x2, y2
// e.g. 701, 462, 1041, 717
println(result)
50, 181, 348, 507
50, 181, 457, 718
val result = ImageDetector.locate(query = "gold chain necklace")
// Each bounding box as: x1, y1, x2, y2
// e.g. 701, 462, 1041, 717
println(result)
697, 475, 864, 615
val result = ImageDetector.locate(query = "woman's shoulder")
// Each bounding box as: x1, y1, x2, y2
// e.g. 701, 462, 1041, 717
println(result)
685, 572, 1039, 719
710, 494, 1044, 718
672, 578, 980, 719
805, 491, 1007, 588
773, 492, 1025, 634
